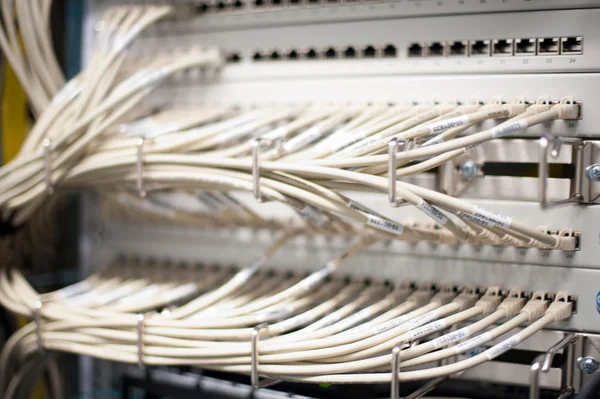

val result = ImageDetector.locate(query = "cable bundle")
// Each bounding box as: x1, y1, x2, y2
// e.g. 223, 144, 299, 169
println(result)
0, 239, 574, 397
0, 3, 580, 398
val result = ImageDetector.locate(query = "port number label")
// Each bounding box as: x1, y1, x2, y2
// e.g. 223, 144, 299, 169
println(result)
546, 59, 553, 64
569, 58, 576, 63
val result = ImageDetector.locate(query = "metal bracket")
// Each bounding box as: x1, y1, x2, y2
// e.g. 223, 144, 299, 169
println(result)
391, 340, 411, 399
136, 137, 147, 198
530, 333, 580, 399
387, 138, 414, 207
42, 138, 54, 196
252, 138, 283, 202
251, 323, 281, 389
538, 136, 586, 209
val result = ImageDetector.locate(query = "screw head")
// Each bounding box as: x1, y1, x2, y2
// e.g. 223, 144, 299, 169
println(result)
460, 160, 479, 179
577, 357, 599, 374
586, 164, 600, 182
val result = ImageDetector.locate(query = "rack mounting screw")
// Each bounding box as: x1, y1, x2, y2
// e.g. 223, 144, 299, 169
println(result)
460, 160, 479, 179
577, 356, 599, 374
586, 164, 600, 182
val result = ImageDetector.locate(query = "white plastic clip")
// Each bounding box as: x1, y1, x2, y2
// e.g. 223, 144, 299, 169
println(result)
137, 313, 145, 368
387, 138, 414, 207
42, 138, 54, 196
252, 138, 283, 202
391, 339, 412, 399
33, 300, 44, 354
251, 323, 281, 389
136, 137, 147, 198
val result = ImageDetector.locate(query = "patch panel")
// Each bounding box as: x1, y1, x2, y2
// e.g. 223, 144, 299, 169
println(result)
225, 36, 584, 63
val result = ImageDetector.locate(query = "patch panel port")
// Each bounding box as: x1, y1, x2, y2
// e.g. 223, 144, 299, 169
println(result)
305, 48, 319, 60
363, 45, 377, 58
324, 47, 338, 59
561, 36, 583, 55
215, 1, 229, 11
538, 37, 559, 55
515, 38, 536, 55
194, 3, 210, 13
288, 0, 301, 4
233, 0, 244, 8
382, 44, 397, 58
252, 51, 264, 61
307, 0, 320, 4
427, 42, 445, 57
408, 43, 424, 58
343, 46, 357, 58
253, 0, 265, 6
448, 40, 467, 57
469, 40, 490, 57
286, 49, 300, 60
269, 50, 281, 61
271, 0, 283, 6
226, 53, 242, 63
492, 39, 513, 56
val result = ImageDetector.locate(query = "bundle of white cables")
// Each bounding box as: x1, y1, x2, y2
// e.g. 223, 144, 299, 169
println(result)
0, 3, 578, 398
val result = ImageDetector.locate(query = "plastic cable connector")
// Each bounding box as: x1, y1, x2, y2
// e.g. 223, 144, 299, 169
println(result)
475, 291, 503, 314
407, 288, 435, 308
519, 291, 549, 322
430, 287, 457, 306
452, 290, 480, 311
545, 292, 574, 321
497, 290, 526, 316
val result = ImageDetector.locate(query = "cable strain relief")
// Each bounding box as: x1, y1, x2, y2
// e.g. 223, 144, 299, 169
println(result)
545, 292, 574, 321
519, 291, 549, 321
475, 286, 503, 314
431, 284, 457, 306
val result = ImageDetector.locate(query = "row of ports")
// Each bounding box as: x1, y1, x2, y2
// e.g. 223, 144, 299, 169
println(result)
194, 0, 378, 13
227, 44, 398, 62
409, 37, 583, 58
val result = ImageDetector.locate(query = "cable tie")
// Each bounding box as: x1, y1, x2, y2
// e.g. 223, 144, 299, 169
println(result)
136, 137, 147, 198
251, 323, 280, 389
251, 137, 283, 203
42, 138, 54, 196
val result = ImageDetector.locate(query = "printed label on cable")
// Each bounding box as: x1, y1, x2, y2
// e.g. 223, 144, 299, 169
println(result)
457, 207, 512, 228
404, 310, 441, 331
284, 127, 323, 153
417, 199, 449, 225
421, 135, 445, 147
427, 115, 469, 134
372, 315, 410, 335
485, 335, 521, 360
118, 285, 161, 304
366, 215, 404, 235
300, 262, 336, 291
454, 332, 493, 354
407, 319, 448, 341
309, 312, 343, 331
431, 326, 471, 349
337, 308, 374, 332
491, 120, 529, 138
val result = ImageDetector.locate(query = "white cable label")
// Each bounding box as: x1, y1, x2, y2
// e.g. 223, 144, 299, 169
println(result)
278, 312, 316, 331
256, 304, 295, 322
300, 262, 336, 291
230, 256, 265, 285
57, 281, 92, 299
337, 308, 375, 332
485, 335, 521, 360
407, 319, 448, 341
417, 200, 449, 225
117, 285, 161, 304
427, 115, 469, 134
162, 283, 198, 303
432, 326, 471, 349
457, 207, 512, 228
404, 310, 441, 331
454, 332, 493, 354
372, 315, 410, 335
283, 127, 323, 153
366, 215, 404, 235
491, 120, 529, 138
